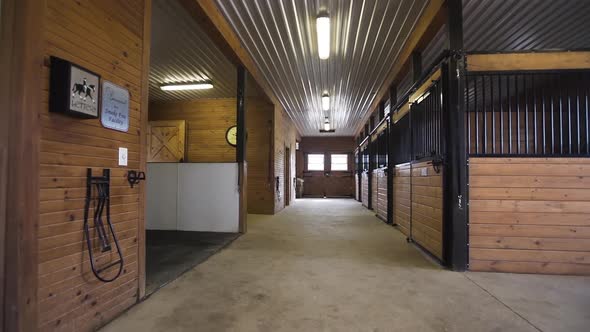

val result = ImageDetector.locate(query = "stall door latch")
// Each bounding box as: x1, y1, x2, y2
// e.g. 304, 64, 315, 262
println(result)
457, 194, 463, 210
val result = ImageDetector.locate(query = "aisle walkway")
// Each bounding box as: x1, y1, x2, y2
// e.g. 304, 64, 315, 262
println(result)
103, 199, 589, 332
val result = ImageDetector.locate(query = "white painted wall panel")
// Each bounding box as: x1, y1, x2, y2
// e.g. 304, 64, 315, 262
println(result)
177, 163, 239, 232
146, 163, 240, 233
146, 163, 178, 230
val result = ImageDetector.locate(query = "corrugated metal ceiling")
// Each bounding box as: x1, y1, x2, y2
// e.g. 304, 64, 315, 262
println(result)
150, 0, 238, 101
215, 0, 428, 136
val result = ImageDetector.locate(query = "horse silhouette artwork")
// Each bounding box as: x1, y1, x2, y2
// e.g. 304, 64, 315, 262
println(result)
72, 78, 96, 103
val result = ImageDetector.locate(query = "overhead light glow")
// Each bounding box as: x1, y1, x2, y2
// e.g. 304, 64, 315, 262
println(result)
316, 15, 330, 59
324, 117, 330, 131
321, 94, 330, 111
160, 82, 213, 91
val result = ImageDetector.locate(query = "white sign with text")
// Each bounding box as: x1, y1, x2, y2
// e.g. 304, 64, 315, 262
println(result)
101, 81, 130, 132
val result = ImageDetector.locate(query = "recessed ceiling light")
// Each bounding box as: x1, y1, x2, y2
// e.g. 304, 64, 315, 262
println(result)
317, 15, 330, 59
160, 82, 213, 91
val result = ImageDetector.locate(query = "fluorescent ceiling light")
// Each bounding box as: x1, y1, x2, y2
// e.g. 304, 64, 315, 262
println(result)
321, 94, 330, 111
317, 15, 330, 59
324, 117, 330, 131
160, 82, 213, 91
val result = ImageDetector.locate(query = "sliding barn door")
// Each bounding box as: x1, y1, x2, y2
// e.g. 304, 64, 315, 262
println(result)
148, 120, 186, 162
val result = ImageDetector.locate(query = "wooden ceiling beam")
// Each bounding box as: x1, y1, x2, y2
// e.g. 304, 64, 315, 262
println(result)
179, 0, 280, 106
355, 0, 447, 136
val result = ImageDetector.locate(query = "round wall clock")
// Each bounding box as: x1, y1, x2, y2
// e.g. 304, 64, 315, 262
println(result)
226, 125, 237, 147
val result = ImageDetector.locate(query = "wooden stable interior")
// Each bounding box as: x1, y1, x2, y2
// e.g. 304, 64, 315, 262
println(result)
2, 0, 590, 331
355, 51, 590, 272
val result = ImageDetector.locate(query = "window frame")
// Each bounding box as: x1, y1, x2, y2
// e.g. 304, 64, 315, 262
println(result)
330, 153, 349, 171
306, 153, 325, 171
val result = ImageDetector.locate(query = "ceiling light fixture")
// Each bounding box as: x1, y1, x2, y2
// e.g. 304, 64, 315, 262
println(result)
317, 14, 330, 59
160, 82, 213, 91
321, 94, 330, 111
324, 116, 330, 131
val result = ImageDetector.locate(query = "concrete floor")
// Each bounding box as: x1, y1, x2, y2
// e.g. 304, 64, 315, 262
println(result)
103, 199, 590, 332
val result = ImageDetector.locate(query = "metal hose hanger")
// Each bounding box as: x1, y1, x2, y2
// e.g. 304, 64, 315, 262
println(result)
83, 168, 124, 283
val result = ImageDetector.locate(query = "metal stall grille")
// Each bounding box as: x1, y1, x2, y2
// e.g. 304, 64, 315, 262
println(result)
411, 80, 444, 161
465, 70, 590, 157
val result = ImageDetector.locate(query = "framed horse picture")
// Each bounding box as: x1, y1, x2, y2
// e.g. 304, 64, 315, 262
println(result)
49, 56, 101, 118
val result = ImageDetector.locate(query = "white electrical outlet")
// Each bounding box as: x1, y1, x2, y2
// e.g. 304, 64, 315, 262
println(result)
118, 147, 128, 166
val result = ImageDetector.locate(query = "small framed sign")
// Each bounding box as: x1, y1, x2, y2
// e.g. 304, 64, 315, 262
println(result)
101, 81, 130, 132
49, 56, 100, 118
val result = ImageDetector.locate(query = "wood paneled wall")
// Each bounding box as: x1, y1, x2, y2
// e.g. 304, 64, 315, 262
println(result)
361, 172, 369, 208
469, 157, 590, 275
393, 163, 411, 236
371, 172, 378, 212
149, 98, 276, 214
40, 0, 147, 330
149, 99, 236, 163
411, 161, 443, 260
273, 105, 298, 213
354, 173, 359, 201
374, 168, 388, 221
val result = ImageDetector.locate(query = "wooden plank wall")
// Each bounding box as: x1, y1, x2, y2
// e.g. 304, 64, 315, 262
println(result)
361, 172, 369, 208
371, 172, 378, 211
393, 163, 411, 236
354, 173, 359, 201
469, 157, 590, 275
149, 98, 276, 214
273, 105, 298, 213
40, 0, 147, 330
368, 166, 388, 219
411, 161, 443, 259
375, 168, 388, 221
149, 99, 237, 162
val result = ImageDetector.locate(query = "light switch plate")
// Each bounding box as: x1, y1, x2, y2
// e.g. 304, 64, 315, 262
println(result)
118, 147, 128, 166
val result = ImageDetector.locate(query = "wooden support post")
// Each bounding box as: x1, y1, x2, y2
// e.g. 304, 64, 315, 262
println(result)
237, 66, 248, 233
137, 0, 152, 301
441, 0, 468, 271
0, 0, 44, 330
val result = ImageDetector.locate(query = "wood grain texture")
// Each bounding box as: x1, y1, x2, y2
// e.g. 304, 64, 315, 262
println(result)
361, 172, 369, 208
411, 161, 443, 259
393, 163, 411, 236
373, 168, 388, 221
466, 51, 590, 72
469, 157, 590, 275
1, 0, 44, 329
39, 1, 147, 330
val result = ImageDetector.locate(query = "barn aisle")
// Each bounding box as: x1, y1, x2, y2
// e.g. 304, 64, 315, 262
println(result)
102, 199, 589, 332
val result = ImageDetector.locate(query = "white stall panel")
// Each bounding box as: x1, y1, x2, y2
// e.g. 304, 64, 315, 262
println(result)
146, 163, 178, 230
177, 163, 239, 232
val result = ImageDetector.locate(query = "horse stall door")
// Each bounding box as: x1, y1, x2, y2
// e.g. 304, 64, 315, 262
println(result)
375, 168, 388, 221
148, 120, 186, 162
393, 163, 411, 236
361, 172, 369, 208
411, 161, 444, 260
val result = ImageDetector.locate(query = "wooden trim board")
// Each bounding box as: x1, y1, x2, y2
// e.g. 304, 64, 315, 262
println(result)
466, 51, 590, 72
137, 0, 152, 301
